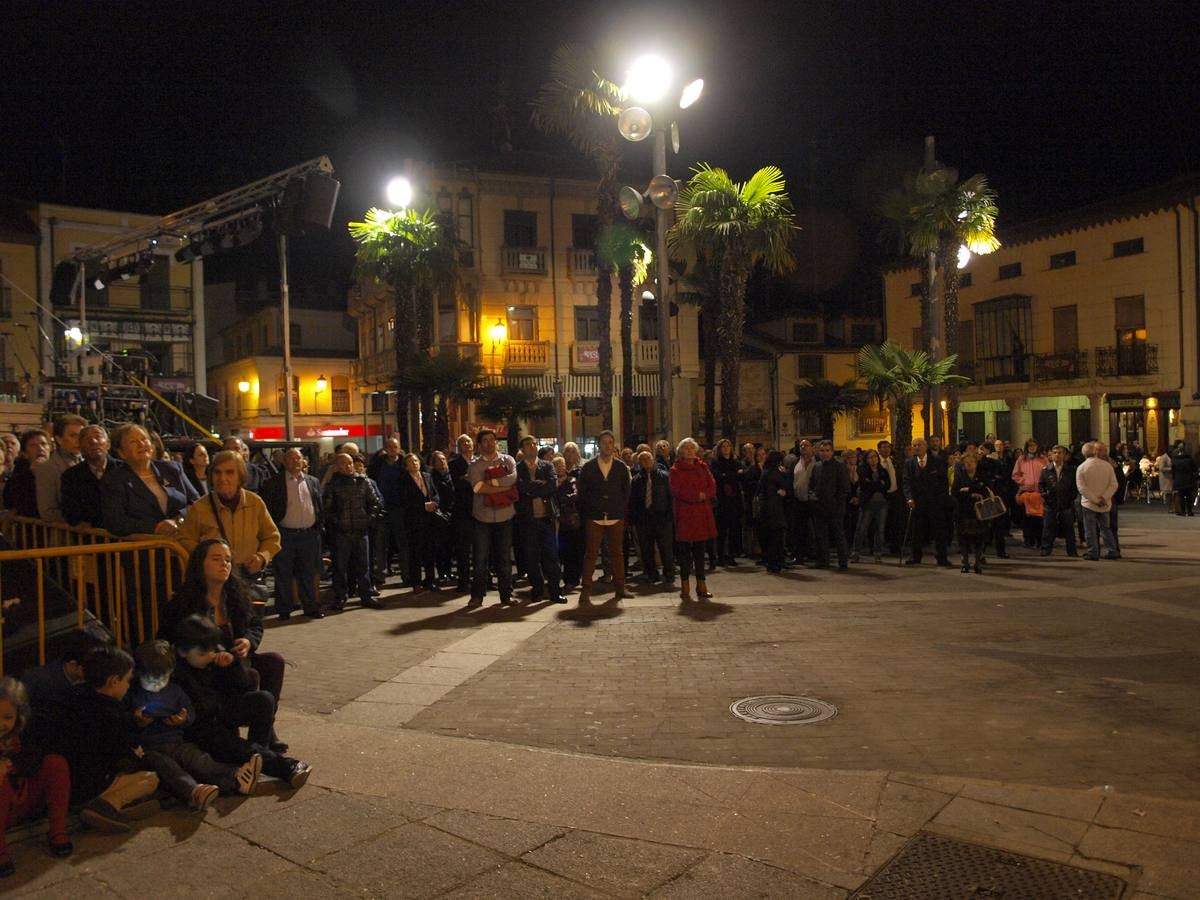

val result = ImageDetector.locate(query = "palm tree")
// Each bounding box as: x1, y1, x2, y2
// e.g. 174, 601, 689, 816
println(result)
476, 383, 555, 452
856, 342, 971, 452
669, 164, 796, 445
350, 206, 458, 448
531, 43, 625, 432
393, 352, 486, 453
789, 378, 870, 441
881, 169, 999, 439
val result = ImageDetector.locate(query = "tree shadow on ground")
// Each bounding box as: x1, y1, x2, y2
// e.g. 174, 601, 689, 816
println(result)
387, 599, 552, 635
676, 598, 734, 622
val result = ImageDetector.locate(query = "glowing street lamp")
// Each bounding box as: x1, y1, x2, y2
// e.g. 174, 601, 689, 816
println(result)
237, 379, 251, 394
624, 54, 672, 103
315, 374, 328, 393
679, 78, 704, 109
64, 326, 84, 345
386, 175, 413, 209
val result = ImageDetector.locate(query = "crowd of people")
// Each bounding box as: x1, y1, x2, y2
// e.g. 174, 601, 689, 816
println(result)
1, 413, 1197, 874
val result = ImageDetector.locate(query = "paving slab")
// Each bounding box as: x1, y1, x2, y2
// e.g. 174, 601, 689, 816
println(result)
928, 795, 1089, 859
648, 851, 848, 899
1094, 791, 1200, 841
1078, 824, 1200, 899
440, 860, 608, 899
874, 778, 957, 836
522, 830, 706, 898
423, 809, 566, 857
959, 779, 1105, 822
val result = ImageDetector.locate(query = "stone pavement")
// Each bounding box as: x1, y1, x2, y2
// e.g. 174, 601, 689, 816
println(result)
5, 505, 1198, 897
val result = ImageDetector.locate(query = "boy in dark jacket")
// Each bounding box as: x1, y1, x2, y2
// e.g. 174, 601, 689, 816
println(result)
128, 640, 261, 810
60, 646, 160, 832
171, 616, 312, 789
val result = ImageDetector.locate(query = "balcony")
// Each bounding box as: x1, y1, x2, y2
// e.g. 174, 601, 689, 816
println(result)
977, 355, 1033, 386
571, 341, 600, 373
503, 340, 550, 372
501, 246, 547, 275
1095, 343, 1158, 378
634, 340, 681, 372
350, 350, 395, 385
1033, 350, 1089, 382
568, 247, 597, 276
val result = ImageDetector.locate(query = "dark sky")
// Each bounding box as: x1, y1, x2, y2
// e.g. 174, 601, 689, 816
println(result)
4, 1, 1196, 295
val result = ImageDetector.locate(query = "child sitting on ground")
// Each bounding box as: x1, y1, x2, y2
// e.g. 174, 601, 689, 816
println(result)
171, 616, 311, 789
20, 628, 108, 754
59, 646, 160, 832
0, 677, 72, 877
128, 640, 261, 812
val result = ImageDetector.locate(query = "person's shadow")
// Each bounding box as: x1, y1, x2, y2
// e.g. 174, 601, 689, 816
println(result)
557, 598, 625, 627
676, 598, 734, 622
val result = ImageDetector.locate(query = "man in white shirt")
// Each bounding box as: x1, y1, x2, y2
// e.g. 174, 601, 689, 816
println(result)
1075, 441, 1120, 561
263, 448, 327, 618
876, 439, 904, 555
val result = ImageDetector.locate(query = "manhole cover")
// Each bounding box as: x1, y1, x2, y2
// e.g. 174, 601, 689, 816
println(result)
851, 832, 1126, 899
729, 695, 837, 725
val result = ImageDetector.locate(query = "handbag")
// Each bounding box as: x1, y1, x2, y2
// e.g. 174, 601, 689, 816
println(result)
209, 493, 272, 605
974, 487, 1007, 521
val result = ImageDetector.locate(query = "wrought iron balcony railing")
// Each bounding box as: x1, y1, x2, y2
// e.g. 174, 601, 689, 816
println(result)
1095, 343, 1157, 377
1033, 350, 1089, 381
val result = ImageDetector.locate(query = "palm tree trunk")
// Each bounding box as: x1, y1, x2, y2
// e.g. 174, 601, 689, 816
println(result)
920, 253, 936, 441
597, 265, 615, 432
618, 263, 634, 444
702, 303, 717, 447
393, 281, 418, 450
894, 396, 914, 455
942, 250, 961, 446
717, 258, 749, 445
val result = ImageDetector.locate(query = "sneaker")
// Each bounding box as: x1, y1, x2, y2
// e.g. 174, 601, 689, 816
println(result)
235, 753, 262, 795
288, 762, 313, 790
190, 783, 220, 812
80, 798, 131, 833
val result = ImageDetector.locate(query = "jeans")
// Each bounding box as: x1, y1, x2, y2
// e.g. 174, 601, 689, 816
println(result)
1041, 507, 1077, 554
812, 508, 849, 567
332, 530, 372, 605
1081, 508, 1119, 558
274, 527, 321, 615
142, 742, 237, 799
471, 519, 513, 602
853, 493, 888, 555
518, 516, 561, 597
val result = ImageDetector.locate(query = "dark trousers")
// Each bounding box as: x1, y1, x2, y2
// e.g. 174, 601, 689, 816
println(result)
884, 490, 905, 554
518, 516, 561, 597
1041, 508, 1077, 554
1177, 489, 1196, 515
715, 499, 742, 558
452, 515, 474, 584
993, 510, 1011, 556
405, 513, 435, 587
911, 503, 949, 562
218, 688, 276, 747
471, 519, 513, 602
581, 520, 625, 595
559, 526, 583, 586
677, 540, 707, 581
790, 500, 814, 562
434, 516, 453, 578
636, 516, 674, 581
332, 530, 372, 605
191, 724, 296, 780
142, 741, 237, 798
761, 523, 785, 571
274, 527, 321, 615
812, 508, 849, 567
373, 508, 408, 583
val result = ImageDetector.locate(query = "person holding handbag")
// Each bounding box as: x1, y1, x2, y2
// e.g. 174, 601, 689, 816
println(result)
954, 450, 991, 573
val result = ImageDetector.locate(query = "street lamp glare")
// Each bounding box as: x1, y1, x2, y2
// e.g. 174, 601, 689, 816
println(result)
679, 78, 704, 109
237, 379, 251, 394
386, 176, 413, 209
625, 54, 672, 104
64, 326, 83, 344
316, 374, 328, 392
957, 244, 971, 269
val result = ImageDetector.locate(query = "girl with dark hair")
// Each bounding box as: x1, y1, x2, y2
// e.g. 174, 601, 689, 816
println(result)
182, 442, 211, 496
159, 539, 289, 751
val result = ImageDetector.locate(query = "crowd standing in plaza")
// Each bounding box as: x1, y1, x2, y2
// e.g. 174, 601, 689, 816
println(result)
1, 411, 1199, 875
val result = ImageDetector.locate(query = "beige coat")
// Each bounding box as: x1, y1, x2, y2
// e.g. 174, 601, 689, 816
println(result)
177, 489, 281, 565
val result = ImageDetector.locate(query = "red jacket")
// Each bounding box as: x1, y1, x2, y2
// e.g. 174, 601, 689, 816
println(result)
669, 458, 718, 542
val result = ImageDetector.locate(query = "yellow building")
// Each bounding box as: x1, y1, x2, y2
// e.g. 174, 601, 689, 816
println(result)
348, 157, 701, 452
38, 203, 207, 395
883, 178, 1200, 456
0, 204, 40, 402
208, 307, 359, 449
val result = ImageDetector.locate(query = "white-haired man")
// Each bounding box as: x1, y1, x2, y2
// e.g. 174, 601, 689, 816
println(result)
1076, 441, 1120, 560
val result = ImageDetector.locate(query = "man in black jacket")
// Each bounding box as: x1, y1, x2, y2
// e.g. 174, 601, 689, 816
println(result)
514, 436, 565, 603
262, 448, 326, 619
61, 424, 117, 529
630, 450, 675, 585
448, 434, 476, 591
576, 430, 632, 603
809, 440, 851, 569
1038, 445, 1078, 556
322, 453, 383, 611
903, 438, 951, 566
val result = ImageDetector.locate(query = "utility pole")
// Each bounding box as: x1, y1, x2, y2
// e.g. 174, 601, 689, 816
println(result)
279, 233, 294, 441
923, 135, 942, 441
654, 126, 673, 443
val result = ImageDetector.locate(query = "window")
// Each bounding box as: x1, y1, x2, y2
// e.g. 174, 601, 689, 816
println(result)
331, 375, 350, 413
507, 305, 536, 341
438, 305, 457, 343
1049, 250, 1076, 269
1114, 294, 1148, 374
574, 306, 602, 342
791, 322, 819, 343
998, 262, 1022, 280
973, 294, 1032, 384
456, 191, 474, 247
1113, 237, 1144, 258
289, 323, 301, 347
849, 323, 876, 345
909, 282, 921, 297
796, 355, 824, 380
572, 214, 598, 250
276, 374, 299, 414
640, 303, 659, 341
1053, 305, 1078, 354
503, 210, 537, 247
959, 272, 973, 288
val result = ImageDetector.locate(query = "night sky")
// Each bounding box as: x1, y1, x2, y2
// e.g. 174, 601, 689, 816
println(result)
5, 1, 1196, 302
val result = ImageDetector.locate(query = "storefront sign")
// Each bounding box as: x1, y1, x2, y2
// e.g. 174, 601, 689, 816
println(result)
243, 424, 385, 440
1109, 398, 1144, 410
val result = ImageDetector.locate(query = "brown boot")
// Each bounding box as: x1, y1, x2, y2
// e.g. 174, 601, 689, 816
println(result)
696, 580, 712, 599
679, 578, 692, 602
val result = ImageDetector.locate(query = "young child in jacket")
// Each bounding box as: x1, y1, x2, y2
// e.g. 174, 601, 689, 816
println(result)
60, 646, 160, 832
171, 616, 312, 789
0, 677, 72, 877
128, 640, 261, 811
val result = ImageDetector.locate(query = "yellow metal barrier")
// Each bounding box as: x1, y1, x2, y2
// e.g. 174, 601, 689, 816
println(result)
0, 515, 189, 677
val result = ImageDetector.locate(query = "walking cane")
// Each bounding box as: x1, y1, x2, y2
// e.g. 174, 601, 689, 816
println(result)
898, 508, 914, 567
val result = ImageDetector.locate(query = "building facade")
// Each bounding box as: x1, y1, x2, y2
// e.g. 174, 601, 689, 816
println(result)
0, 204, 40, 403
884, 179, 1200, 456
348, 158, 700, 452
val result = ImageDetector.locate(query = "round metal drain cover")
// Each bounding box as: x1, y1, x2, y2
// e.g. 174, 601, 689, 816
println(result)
730, 695, 838, 726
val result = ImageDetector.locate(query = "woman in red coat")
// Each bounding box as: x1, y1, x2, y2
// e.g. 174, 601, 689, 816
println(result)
670, 438, 718, 601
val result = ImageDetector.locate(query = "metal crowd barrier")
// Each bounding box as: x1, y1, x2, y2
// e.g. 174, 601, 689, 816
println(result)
0, 515, 189, 677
